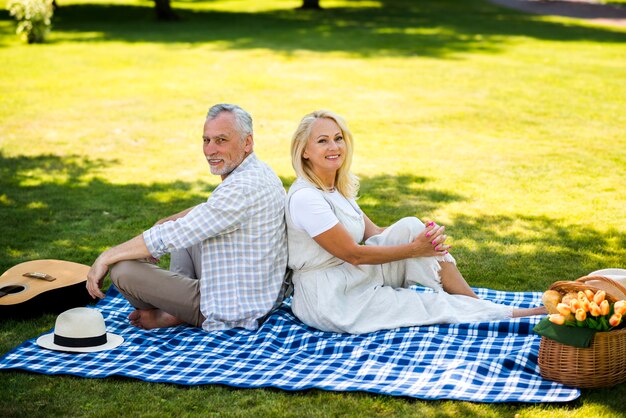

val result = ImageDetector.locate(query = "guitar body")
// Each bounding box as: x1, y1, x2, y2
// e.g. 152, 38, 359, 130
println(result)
0, 260, 92, 319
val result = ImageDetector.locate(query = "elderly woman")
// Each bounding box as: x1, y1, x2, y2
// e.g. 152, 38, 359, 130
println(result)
286, 110, 545, 334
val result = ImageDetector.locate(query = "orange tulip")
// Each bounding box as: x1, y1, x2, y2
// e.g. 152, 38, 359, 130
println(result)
556, 303, 571, 317
589, 301, 602, 317
549, 314, 566, 325
609, 313, 622, 328
585, 289, 595, 300
593, 290, 606, 305
582, 300, 591, 313
578, 291, 589, 304
600, 300, 610, 316
570, 299, 582, 313
614, 300, 626, 316
575, 308, 587, 322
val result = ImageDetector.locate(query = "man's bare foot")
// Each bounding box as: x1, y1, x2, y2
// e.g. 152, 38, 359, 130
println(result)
512, 306, 548, 318
128, 309, 184, 330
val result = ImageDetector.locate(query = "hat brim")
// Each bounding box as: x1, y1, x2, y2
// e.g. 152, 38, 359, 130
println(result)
36, 332, 124, 353
588, 268, 626, 281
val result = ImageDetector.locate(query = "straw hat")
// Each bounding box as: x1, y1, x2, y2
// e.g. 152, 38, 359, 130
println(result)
586, 268, 626, 300
37, 307, 123, 353
588, 268, 626, 285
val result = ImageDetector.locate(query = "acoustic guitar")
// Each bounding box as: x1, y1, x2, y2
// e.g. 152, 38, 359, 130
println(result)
0, 259, 93, 318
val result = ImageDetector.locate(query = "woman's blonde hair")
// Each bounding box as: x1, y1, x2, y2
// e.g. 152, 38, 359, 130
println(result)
291, 110, 359, 199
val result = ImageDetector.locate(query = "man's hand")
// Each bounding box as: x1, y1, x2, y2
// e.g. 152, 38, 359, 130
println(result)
86, 257, 109, 299
85, 234, 154, 299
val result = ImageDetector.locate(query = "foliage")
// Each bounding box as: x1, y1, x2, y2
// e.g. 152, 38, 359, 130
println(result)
6, 0, 54, 43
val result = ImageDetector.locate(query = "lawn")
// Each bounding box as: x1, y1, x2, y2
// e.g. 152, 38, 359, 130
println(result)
602, 0, 626, 6
1, 0, 625, 416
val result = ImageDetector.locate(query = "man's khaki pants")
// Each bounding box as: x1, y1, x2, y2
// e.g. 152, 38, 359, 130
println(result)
110, 245, 205, 327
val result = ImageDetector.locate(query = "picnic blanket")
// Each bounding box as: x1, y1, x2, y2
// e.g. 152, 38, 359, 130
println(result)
0, 286, 580, 403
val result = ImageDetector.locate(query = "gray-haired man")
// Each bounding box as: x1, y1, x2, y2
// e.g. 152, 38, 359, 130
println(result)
86, 104, 288, 331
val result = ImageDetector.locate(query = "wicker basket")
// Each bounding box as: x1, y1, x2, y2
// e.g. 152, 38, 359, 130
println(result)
539, 327, 626, 388
537, 275, 626, 388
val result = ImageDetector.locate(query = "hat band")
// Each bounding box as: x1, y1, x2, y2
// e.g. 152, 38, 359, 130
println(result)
54, 333, 107, 348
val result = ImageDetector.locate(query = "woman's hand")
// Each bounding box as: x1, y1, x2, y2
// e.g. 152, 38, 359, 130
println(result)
427, 221, 451, 253
409, 221, 451, 257
314, 219, 451, 266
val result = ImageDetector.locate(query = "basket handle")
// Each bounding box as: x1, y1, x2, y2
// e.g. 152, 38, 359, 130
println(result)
548, 280, 606, 296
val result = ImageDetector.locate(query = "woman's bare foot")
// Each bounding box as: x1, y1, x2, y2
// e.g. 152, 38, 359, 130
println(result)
128, 309, 184, 330
512, 306, 548, 318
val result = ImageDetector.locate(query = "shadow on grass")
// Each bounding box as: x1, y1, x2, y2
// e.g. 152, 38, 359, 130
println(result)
448, 214, 625, 291
1, 153, 623, 293
0, 153, 214, 272
1, 0, 625, 56
358, 173, 465, 223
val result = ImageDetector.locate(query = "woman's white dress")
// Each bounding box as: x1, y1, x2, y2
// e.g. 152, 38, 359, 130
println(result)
286, 178, 513, 334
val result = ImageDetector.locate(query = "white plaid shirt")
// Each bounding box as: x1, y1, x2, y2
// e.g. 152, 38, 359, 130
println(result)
143, 153, 288, 331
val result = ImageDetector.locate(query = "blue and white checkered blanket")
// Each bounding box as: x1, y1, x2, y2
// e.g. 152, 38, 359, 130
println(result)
0, 286, 580, 402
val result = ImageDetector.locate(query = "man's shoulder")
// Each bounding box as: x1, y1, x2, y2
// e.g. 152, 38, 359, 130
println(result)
233, 155, 282, 188
217, 155, 283, 197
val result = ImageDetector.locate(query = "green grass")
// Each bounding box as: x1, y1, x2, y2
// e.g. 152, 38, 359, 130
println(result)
1, 0, 625, 416
601, 0, 626, 7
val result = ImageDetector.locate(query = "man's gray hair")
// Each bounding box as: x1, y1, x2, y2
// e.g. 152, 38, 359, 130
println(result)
206, 104, 253, 141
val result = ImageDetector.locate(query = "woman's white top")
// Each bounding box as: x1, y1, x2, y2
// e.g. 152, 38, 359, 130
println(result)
289, 187, 361, 237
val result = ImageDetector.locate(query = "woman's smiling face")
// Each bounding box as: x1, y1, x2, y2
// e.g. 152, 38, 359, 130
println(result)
303, 117, 346, 179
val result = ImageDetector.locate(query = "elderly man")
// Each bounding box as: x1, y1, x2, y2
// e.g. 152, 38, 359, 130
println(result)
86, 104, 288, 331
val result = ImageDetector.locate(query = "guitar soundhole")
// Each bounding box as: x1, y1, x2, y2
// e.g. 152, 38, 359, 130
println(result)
1, 285, 26, 294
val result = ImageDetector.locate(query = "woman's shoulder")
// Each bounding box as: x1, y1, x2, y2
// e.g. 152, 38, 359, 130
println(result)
288, 177, 319, 196
289, 177, 313, 189
289, 187, 328, 208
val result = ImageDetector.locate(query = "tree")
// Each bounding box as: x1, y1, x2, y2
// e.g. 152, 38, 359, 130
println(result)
299, 0, 321, 10
154, 0, 178, 21
49, 0, 178, 21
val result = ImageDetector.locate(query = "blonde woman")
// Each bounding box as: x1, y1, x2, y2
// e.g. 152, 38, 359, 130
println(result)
286, 110, 546, 334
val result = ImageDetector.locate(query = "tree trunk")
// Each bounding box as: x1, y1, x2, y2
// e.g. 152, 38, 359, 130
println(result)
299, 0, 322, 10
154, 0, 179, 21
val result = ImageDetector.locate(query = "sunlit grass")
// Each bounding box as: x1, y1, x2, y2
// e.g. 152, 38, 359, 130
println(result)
601, 0, 626, 6
1, 0, 625, 415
